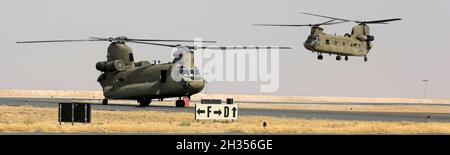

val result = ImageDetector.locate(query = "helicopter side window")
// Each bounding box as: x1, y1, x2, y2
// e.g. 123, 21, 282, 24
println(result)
325, 39, 330, 45
129, 53, 134, 62
160, 70, 167, 83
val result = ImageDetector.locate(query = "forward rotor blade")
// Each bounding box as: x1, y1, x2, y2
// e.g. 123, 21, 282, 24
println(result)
128, 41, 179, 48
302, 12, 402, 24
320, 20, 349, 26
254, 19, 347, 28
363, 18, 402, 24
195, 46, 291, 50
302, 12, 353, 22
127, 39, 216, 43
254, 24, 311, 27
17, 39, 101, 44
89, 37, 111, 41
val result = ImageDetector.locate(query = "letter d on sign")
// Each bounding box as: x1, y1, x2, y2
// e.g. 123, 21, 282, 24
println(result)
224, 106, 229, 117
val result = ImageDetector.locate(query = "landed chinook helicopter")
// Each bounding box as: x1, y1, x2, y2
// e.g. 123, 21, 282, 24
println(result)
17, 36, 290, 107
255, 12, 402, 62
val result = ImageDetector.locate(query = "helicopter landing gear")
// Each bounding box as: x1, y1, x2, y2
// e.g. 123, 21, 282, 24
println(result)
138, 98, 151, 107
364, 56, 368, 62
336, 55, 341, 61
345, 56, 349, 61
175, 100, 185, 108
102, 99, 108, 105
317, 54, 323, 60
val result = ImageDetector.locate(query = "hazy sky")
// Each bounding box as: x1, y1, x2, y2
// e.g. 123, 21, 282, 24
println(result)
1, 0, 449, 98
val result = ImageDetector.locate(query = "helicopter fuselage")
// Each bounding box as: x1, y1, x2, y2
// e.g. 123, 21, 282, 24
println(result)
94, 42, 205, 107
98, 63, 205, 100
303, 26, 371, 58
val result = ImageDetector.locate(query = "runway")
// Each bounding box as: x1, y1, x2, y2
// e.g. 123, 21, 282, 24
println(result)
0, 97, 449, 123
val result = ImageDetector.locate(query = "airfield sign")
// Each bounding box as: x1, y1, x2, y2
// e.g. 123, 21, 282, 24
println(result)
195, 104, 238, 120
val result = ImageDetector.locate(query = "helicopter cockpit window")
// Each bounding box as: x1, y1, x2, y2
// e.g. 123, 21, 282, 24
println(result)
192, 68, 201, 80
179, 66, 201, 80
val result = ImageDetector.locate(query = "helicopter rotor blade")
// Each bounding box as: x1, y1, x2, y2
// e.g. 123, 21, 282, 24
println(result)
362, 18, 402, 24
320, 20, 349, 26
254, 19, 348, 28
89, 37, 216, 43
128, 41, 179, 48
302, 12, 402, 24
130, 41, 291, 50
194, 46, 291, 50
302, 12, 353, 22
127, 39, 216, 43
254, 24, 312, 27
17, 39, 102, 44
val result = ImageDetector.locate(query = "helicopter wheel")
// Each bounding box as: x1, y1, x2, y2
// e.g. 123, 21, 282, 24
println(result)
138, 99, 151, 107
345, 56, 349, 61
317, 54, 323, 60
336, 55, 341, 61
364, 57, 368, 62
175, 100, 185, 108
102, 99, 108, 105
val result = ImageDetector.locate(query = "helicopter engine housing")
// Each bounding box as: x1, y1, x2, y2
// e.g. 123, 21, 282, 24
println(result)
96, 60, 126, 72
357, 35, 375, 42
134, 61, 151, 67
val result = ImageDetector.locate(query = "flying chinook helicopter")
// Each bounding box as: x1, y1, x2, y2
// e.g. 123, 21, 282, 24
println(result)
255, 12, 402, 62
17, 36, 290, 107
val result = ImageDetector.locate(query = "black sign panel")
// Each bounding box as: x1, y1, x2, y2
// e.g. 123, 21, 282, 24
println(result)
226, 98, 234, 104
58, 102, 91, 124
201, 99, 222, 104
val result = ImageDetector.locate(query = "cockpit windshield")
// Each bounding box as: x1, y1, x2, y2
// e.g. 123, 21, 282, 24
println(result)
179, 66, 202, 80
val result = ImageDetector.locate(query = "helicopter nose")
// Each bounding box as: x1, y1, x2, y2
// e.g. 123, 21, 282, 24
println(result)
187, 80, 205, 94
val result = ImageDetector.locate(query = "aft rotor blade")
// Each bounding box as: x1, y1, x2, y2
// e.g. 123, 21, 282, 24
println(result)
17, 39, 101, 44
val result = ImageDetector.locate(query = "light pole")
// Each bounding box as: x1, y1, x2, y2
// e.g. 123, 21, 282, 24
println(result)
422, 79, 429, 98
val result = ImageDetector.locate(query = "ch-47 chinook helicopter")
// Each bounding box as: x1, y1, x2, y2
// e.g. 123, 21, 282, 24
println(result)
255, 12, 402, 62
17, 36, 290, 107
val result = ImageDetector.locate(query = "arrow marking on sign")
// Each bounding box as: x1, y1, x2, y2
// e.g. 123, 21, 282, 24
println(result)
197, 109, 205, 115
232, 107, 237, 117
213, 109, 222, 116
